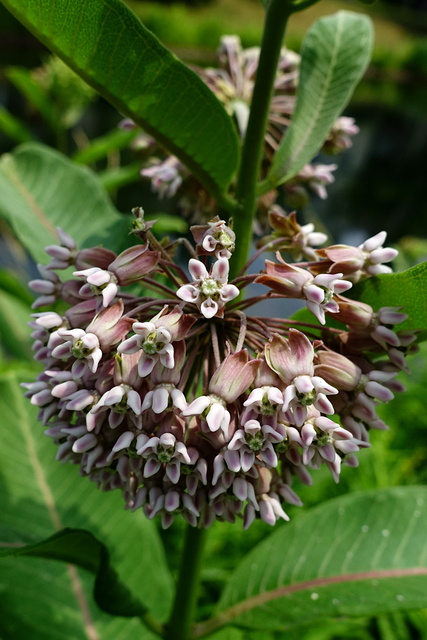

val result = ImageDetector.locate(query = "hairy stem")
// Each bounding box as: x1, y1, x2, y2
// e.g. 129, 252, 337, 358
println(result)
229, 0, 293, 280
164, 525, 207, 640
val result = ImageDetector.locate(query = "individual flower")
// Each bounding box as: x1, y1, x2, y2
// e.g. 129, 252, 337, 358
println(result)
74, 245, 160, 307
191, 216, 236, 259
256, 259, 352, 324
118, 307, 195, 377
177, 258, 239, 319
257, 207, 327, 260
141, 157, 186, 198
265, 330, 338, 426
51, 327, 102, 377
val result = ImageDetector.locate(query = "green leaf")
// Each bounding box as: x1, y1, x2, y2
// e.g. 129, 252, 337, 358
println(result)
0, 104, 33, 143
0, 528, 149, 618
351, 262, 427, 341
6, 66, 58, 130
0, 142, 130, 263
1, 0, 240, 195
72, 128, 139, 165
99, 162, 143, 192
0, 287, 32, 360
0, 374, 173, 638
197, 487, 427, 636
260, 11, 373, 193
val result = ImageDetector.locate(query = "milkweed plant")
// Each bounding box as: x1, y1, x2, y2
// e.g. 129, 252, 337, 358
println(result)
2, 0, 427, 639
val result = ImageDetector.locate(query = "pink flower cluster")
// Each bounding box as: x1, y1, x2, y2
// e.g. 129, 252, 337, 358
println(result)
24, 210, 415, 529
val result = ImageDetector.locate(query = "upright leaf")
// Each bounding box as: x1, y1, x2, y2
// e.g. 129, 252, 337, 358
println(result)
261, 11, 373, 192
0, 374, 173, 638
0, 142, 130, 264
196, 488, 427, 636
0, 0, 240, 194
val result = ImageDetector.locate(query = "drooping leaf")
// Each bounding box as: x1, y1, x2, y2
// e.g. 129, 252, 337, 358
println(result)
0, 142, 130, 263
0, 528, 149, 617
196, 487, 427, 636
260, 11, 373, 193
6, 66, 58, 129
0, 104, 33, 143
72, 128, 140, 165
0, 374, 173, 638
351, 262, 427, 341
0, 0, 240, 195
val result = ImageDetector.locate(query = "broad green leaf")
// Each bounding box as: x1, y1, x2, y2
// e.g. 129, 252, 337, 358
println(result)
0, 142, 130, 263
351, 262, 427, 341
0, 528, 149, 617
260, 11, 373, 193
197, 487, 427, 636
1, 0, 240, 195
0, 374, 173, 638
0, 104, 33, 143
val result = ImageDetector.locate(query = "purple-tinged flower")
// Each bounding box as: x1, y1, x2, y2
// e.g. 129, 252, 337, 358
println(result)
304, 273, 353, 324
52, 328, 102, 377
119, 308, 194, 377
74, 246, 160, 307
256, 259, 352, 324
183, 394, 231, 439
258, 207, 327, 260
358, 231, 398, 276
29, 264, 62, 308
296, 163, 337, 200
137, 432, 192, 484
191, 217, 236, 259
141, 157, 185, 198
265, 330, 338, 426
225, 419, 284, 472
323, 117, 359, 154
141, 384, 187, 414
87, 383, 142, 430
177, 258, 239, 319
73, 266, 119, 307
44, 227, 77, 270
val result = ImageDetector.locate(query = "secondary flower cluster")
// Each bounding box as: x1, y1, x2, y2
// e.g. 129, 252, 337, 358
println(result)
24, 209, 415, 529
123, 36, 358, 219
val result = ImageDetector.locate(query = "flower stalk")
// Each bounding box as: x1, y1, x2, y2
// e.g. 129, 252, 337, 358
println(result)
230, 0, 293, 280
164, 525, 207, 640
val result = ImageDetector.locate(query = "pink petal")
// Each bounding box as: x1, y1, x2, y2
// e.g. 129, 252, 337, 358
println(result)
138, 353, 156, 377
176, 284, 199, 303
152, 387, 169, 414
211, 258, 229, 283
188, 259, 208, 281
101, 282, 118, 307
207, 403, 228, 433
183, 395, 211, 416
219, 284, 239, 302
200, 298, 218, 319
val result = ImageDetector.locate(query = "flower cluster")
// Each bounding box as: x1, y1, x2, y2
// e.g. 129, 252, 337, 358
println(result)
24, 209, 415, 529
125, 36, 358, 220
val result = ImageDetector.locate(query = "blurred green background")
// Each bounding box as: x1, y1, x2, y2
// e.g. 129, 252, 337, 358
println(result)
1, 1, 427, 638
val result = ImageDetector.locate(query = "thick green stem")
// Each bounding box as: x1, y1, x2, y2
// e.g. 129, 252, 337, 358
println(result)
164, 525, 207, 640
229, 0, 292, 280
